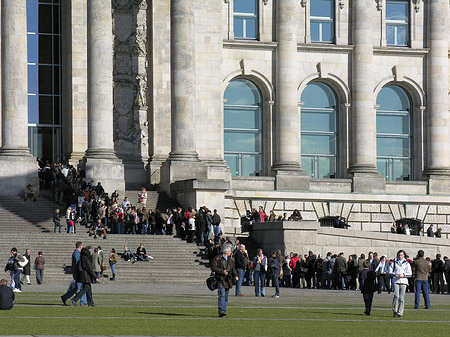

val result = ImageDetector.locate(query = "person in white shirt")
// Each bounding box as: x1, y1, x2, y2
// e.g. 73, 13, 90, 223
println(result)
389, 250, 412, 317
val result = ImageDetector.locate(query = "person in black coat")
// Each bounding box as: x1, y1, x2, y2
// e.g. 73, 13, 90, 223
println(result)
360, 260, 377, 315
270, 251, 281, 298
71, 247, 98, 306
0, 279, 14, 310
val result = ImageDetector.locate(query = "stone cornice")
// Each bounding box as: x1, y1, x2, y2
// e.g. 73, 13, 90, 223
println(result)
374, 47, 429, 57
297, 44, 354, 53
223, 40, 278, 51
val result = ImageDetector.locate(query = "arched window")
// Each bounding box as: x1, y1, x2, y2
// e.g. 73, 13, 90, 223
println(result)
376, 85, 412, 181
301, 82, 338, 178
224, 79, 262, 176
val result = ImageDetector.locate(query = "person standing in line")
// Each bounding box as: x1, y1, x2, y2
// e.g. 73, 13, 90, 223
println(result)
390, 250, 412, 317
234, 244, 246, 297
253, 249, 267, 297
61, 241, 86, 306
20, 249, 32, 286
91, 248, 102, 283
53, 209, 61, 233
211, 245, 238, 317
0, 279, 14, 310
412, 250, 431, 309
109, 248, 117, 281
71, 247, 98, 307
34, 251, 45, 285
270, 250, 281, 298
374, 256, 390, 294
360, 260, 377, 316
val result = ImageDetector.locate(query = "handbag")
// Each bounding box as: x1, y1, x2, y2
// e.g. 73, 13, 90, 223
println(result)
206, 275, 217, 291
18, 256, 28, 268
101, 262, 106, 271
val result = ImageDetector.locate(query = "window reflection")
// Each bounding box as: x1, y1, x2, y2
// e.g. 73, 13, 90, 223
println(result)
233, 0, 258, 40
301, 82, 338, 178
376, 85, 412, 181
310, 0, 334, 43
386, 0, 409, 46
224, 79, 262, 176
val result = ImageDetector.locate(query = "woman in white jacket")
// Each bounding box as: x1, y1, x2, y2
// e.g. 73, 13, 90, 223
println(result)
389, 250, 412, 317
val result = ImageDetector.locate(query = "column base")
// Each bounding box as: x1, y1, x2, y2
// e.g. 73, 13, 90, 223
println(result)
351, 172, 386, 193
168, 151, 199, 162
83, 156, 125, 197
148, 155, 168, 186
427, 175, 450, 195
0, 155, 38, 196
272, 166, 310, 191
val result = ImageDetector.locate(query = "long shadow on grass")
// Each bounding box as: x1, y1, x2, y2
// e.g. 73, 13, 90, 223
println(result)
137, 312, 192, 317
308, 310, 367, 317
16, 303, 64, 307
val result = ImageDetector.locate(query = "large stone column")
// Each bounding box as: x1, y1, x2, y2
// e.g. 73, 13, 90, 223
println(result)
272, 0, 309, 190
424, 0, 450, 194
0, 0, 38, 196
347, 0, 385, 192
83, 0, 124, 195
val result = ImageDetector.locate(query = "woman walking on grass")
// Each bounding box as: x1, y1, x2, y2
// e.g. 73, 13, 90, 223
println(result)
390, 250, 412, 318
34, 251, 45, 285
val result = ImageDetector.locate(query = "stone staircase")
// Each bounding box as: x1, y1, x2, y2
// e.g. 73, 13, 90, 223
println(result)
122, 190, 178, 211
0, 191, 210, 285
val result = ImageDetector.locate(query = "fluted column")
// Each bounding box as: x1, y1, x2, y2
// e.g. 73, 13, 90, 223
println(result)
83, 0, 124, 196
0, 0, 31, 156
169, 0, 198, 161
85, 0, 116, 158
424, 0, 450, 176
348, 0, 385, 192
272, 0, 308, 190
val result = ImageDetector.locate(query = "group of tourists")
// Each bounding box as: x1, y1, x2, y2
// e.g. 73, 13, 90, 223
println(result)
3, 248, 45, 293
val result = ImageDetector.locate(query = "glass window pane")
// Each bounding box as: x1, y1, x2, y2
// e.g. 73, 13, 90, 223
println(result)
39, 96, 53, 124
310, 22, 320, 42
28, 95, 39, 124
26, 3, 39, 33
393, 159, 410, 181
319, 156, 336, 179
53, 4, 60, 34
28, 65, 39, 94
53, 36, 60, 64
234, 0, 257, 14
242, 154, 261, 176
225, 79, 261, 105
224, 132, 260, 153
302, 134, 336, 155
27, 34, 39, 63
54, 66, 60, 94
321, 22, 333, 43
37, 127, 53, 161
301, 82, 336, 108
377, 114, 409, 134
38, 4, 52, 34
244, 18, 257, 39
311, 0, 333, 18
39, 35, 52, 64
301, 156, 315, 178
302, 111, 335, 132
386, 25, 395, 45
38, 65, 52, 94
386, 2, 408, 22
395, 25, 407, 46
234, 18, 244, 38
225, 154, 239, 176
377, 137, 409, 157
53, 96, 60, 124
377, 158, 389, 179
377, 85, 410, 111
225, 108, 260, 129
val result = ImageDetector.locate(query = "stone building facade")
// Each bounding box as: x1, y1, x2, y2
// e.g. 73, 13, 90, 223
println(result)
1, 0, 450, 235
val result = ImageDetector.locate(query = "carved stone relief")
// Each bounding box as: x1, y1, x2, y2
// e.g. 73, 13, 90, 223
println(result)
112, 0, 149, 161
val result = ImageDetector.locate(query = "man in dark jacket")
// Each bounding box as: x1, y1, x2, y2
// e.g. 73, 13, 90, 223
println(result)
0, 279, 14, 310
335, 252, 347, 290
234, 244, 247, 296
413, 250, 431, 309
211, 245, 238, 317
71, 247, 98, 306
432, 254, 444, 294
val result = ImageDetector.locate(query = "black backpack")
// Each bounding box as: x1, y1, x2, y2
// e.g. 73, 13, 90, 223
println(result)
206, 275, 217, 291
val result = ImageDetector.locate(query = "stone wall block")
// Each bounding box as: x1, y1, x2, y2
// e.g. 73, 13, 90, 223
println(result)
428, 205, 436, 214
304, 202, 314, 211
381, 204, 390, 213
329, 202, 342, 216
285, 201, 303, 211
265, 201, 277, 212
301, 212, 318, 221
251, 200, 266, 210
274, 202, 284, 211
338, 237, 372, 248
352, 203, 361, 212
381, 223, 394, 232
341, 203, 353, 219
438, 224, 450, 233
417, 205, 429, 221
362, 223, 381, 232
361, 204, 380, 213
424, 214, 447, 224
405, 205, 419, 219
437, 206, 450, 214
348, 222, 362, 231
224, 198, 233, 208
399, 205, 406, 219
389, 204, 401, 220
234, 200, 246, 218
371, 213, 394, 223
313, 202, 325, 219
348, 212, 370, 222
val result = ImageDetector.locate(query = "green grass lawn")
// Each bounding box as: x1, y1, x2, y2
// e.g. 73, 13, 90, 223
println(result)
1, 291, 450, 336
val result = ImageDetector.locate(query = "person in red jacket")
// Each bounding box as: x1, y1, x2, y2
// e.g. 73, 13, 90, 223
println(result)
258, 206, 267, 223
289, 253, 299, 288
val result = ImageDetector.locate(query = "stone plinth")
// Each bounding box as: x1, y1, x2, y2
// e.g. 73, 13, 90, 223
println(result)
0, 157, 39, 197
84, 157, 125, 197
274, 169, 310, 191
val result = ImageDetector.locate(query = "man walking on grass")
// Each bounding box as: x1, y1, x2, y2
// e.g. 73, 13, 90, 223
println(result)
211, 245, 238, 317
61, 241, 86, 305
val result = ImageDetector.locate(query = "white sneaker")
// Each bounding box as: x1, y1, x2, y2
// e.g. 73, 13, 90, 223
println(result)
148, 256, 154, 260
13, 289, 22, 293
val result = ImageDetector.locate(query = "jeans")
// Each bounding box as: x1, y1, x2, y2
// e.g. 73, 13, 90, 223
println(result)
217, 286, 229, 314
392, 283, 407, 316
254, 271, 265, 296
273, 275, 280, 296
111, 263, 116, 278
414, 279, 430, 309
13, 270, 22, 290
363, 292, 374, 313
36, 269, 44, 284
235, 268, 245, 296
62, 280, 86, 305
72, 283, 94, 306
